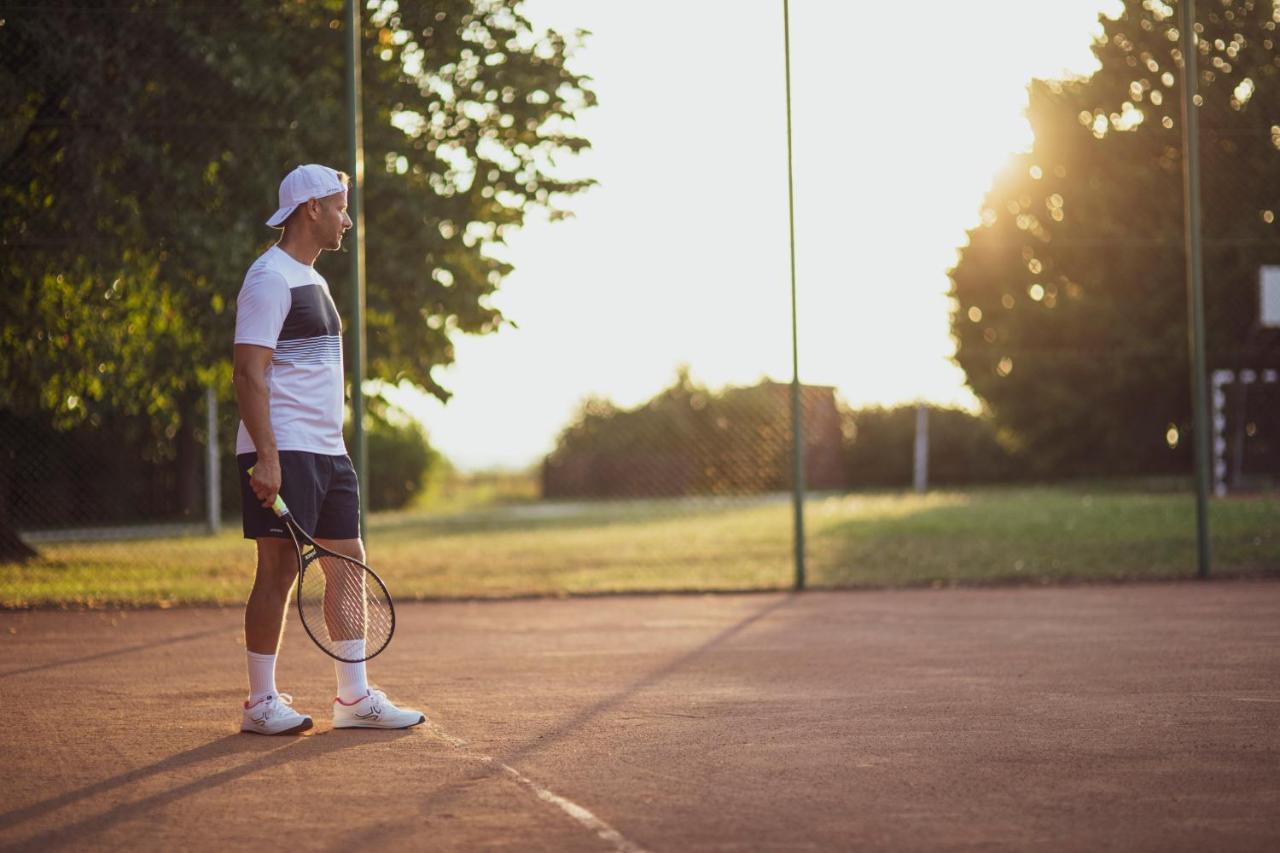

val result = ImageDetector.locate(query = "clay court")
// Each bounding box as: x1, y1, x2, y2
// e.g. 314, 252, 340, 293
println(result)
2, 581, 1278, 851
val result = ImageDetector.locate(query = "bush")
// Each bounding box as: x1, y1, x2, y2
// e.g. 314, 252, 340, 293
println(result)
543, 369, 846, 498
345, 394, 441, 511
842, 405, 1020, 488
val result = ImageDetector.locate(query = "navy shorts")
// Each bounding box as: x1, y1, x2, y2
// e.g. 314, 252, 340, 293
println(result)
237, 451, 361, 541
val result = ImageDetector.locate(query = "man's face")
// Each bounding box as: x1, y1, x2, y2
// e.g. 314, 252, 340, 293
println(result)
313, 190, 352, 250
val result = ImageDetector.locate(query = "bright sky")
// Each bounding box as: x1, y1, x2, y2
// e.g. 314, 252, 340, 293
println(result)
386, 0, 1125, 471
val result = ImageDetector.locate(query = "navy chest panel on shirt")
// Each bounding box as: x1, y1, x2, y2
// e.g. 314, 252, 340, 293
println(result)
272, 284, 343, 367
279, 284, 342, 341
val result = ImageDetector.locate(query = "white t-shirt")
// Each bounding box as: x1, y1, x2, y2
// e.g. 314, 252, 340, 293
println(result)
234, 246, 347, 456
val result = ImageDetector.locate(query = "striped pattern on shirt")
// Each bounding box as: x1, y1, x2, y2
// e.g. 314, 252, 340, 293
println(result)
273, 335, 342, 366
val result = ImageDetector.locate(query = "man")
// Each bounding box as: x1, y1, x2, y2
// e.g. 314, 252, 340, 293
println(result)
232, 163, 424, 734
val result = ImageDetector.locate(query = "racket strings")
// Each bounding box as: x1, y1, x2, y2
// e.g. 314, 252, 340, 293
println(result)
297, 554, 394, 661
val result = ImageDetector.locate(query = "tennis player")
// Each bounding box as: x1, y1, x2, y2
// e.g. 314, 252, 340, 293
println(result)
232, 164, 424, 734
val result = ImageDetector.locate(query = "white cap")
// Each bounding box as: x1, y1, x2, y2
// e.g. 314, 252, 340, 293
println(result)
266, 164, 347, 227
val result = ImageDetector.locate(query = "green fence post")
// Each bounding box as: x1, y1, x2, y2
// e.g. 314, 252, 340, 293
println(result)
1179, 0, 1211, 578
783, 0, 806, 590
345, 0, 369, 541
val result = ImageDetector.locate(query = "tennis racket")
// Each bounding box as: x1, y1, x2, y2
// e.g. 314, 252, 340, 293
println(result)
249, 467, 395, 663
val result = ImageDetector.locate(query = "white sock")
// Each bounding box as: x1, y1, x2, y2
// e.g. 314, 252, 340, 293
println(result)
333, 640, 369, 704
246, 651, 277, 703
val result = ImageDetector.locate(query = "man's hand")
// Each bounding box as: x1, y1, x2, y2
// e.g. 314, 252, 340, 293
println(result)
249, 456, 282, 509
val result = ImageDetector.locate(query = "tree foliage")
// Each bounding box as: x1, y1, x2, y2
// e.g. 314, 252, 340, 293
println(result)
545, 368, 857, 498
347, 391, 442, 511
0, 0, 594, 425
544, 369, 802, 498
0, 1, 593, 557
950, 0, 1280, 477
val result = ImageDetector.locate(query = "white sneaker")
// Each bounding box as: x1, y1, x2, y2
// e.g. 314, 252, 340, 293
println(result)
241, 693, 313, 735
333, 688, 426, 730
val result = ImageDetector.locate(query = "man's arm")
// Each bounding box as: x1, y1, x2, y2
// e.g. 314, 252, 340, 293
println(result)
233, 343, 280, 508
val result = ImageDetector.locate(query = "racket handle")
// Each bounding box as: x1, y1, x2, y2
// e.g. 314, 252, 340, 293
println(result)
246, 465, 291, 518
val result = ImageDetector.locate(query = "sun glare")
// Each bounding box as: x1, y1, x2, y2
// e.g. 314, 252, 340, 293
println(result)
408, 0, 1122, 470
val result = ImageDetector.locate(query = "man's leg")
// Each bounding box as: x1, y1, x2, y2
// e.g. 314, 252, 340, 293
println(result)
317, 536, 426, 729
240, 537, 311, 734
315, 455, 423, 729
315, 537, 369, 703
244, 537, 299, 658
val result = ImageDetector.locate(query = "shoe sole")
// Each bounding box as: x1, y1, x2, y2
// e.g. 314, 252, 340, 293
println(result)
241, 717, 314, 736
333, 714, 426, 730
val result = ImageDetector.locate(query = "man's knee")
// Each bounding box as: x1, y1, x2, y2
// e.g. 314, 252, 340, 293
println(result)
315, 538, 364, 562
255, 538, 299, 593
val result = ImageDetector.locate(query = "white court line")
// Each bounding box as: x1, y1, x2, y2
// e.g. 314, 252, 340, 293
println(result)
1233, 697, 1280, 703
428, 723, 650, 853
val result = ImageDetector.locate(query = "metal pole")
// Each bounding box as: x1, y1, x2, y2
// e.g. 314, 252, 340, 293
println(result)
913, 403, 929, 494
782, 0, 806, 590
205, 384, 221, 533
1179, 0, 1211, 578
346, 0, 369, 541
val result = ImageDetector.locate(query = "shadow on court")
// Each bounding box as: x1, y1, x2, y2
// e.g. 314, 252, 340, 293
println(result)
0, 728, 420, 853
380, 594, 798, 839
0, 626, 229, 681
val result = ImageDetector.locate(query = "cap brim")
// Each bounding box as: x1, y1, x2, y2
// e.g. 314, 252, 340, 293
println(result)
266, 203, 299, 227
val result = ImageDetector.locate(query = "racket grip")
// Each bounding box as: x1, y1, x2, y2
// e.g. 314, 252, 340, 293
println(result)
246, 465, 291, 518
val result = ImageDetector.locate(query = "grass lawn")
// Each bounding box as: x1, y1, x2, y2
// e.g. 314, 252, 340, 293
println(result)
2, 486, 1276, 608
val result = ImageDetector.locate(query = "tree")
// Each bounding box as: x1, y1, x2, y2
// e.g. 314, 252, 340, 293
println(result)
0, 1, 594, 559
949, 0, 1280, 477
543, 368, 845, 498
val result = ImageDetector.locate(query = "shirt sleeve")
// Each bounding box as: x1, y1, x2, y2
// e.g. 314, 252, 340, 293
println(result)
234, 267, 290, 348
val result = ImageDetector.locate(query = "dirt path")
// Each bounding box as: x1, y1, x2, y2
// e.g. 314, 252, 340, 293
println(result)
2, 581, 1278, 851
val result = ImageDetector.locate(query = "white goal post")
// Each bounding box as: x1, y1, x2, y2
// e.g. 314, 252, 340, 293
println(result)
1210, 368, 1279, 496
1260, 266, 1280, 329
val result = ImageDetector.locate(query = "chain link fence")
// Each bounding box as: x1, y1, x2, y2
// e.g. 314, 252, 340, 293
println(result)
1, 0, 1277, 607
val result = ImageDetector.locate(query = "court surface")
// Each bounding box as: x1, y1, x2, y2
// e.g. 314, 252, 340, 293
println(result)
1, 581, 1278, 851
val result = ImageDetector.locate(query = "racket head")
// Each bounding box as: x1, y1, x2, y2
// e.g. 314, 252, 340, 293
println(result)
283, 523, 396, 663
